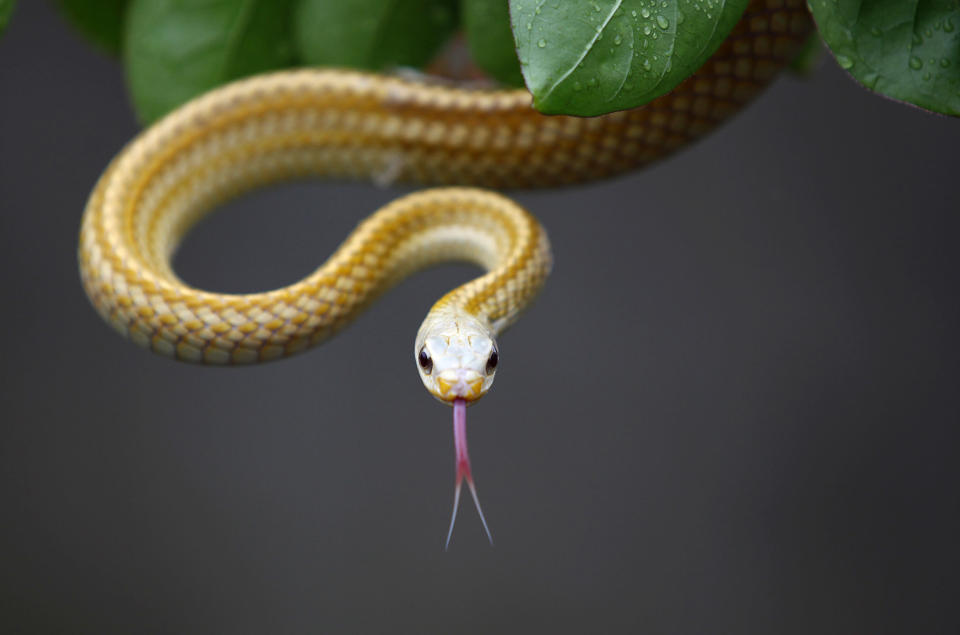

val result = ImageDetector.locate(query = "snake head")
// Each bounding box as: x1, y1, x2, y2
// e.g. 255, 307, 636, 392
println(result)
414, 306, 498, 404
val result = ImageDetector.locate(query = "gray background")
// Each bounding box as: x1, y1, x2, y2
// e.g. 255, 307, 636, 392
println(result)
2, 2, 958, 633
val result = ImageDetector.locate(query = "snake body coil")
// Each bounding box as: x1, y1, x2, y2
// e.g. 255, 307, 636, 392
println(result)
78, 0, 810, 545
79, 0, 810, 374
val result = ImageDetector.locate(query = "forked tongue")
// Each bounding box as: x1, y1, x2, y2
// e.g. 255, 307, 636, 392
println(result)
444, 398, 493, 550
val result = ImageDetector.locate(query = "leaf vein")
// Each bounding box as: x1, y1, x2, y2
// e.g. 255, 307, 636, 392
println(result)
539, 0, 623, 102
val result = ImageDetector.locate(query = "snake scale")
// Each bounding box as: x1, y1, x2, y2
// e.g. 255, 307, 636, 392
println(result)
78, 0, 811, 545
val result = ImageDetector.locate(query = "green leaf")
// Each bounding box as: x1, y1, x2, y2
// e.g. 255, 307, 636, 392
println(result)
0, 0, 15, 39
788, 32, 824, 77
125, 0, 297, 124
461, 0, 525, 86
511, 0, 748, 116
294, 0, 459, 71
808, 0, 960, 116
54, 0, 129, 56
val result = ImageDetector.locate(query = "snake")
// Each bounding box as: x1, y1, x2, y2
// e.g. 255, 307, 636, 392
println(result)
77, 0, 811, 547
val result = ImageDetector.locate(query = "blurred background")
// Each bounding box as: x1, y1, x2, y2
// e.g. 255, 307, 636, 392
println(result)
1, 2, 958, 633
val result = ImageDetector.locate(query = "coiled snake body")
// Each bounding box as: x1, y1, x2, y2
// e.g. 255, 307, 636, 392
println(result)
78, 0, 810, 546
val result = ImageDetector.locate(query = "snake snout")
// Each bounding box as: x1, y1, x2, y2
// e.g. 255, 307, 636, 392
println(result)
436, 369, 485, 401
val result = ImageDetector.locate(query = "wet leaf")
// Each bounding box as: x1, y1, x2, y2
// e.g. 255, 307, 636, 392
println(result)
808, 0, 960, 116
511, 0, 748, 116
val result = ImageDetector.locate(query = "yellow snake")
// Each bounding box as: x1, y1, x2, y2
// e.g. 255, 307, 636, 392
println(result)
77, 0, 811, 546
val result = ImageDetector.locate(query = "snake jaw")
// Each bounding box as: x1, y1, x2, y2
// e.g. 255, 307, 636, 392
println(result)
445, 398, 493, 550
436, 369, 485, 401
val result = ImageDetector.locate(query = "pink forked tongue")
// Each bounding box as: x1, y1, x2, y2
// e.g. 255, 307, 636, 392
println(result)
444, 398, 493, 550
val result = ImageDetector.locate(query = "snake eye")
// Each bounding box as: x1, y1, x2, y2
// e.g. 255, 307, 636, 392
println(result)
485, 349, 498, 375
418, 347, 433, 374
